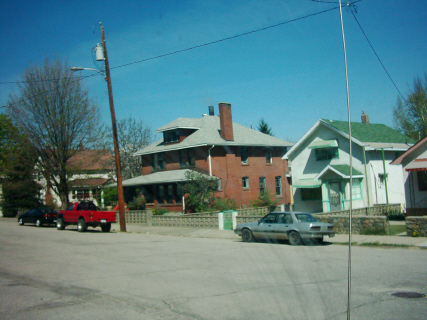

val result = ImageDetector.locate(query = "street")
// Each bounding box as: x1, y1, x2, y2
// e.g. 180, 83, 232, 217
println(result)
0, 218, 426, 320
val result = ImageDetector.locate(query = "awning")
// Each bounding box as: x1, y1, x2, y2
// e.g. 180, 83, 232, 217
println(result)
308, 139, 338, 149
405, 158, 427, 172
70, 178, 112, 188
292, 179, 322, 188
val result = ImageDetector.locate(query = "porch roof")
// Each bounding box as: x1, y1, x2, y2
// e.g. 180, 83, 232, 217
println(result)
405, 158, 427, 172
316, 165, 364, 179
115, 169, 215, 187
292, 179, 322, 188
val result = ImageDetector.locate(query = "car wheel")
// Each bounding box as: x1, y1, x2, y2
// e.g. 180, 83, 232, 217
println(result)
241, 229, 253, 242
57, 217, 65, 230
18, 218, 24, 226
77, 218, 87, 232
288, 231, 302, 246
101, 223, 111, 232
36, 219, 42, 227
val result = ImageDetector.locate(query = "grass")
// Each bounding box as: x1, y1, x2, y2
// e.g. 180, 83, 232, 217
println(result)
389, 224, 406, 236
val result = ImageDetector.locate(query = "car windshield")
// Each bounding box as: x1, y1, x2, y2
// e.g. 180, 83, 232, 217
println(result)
294, 213, 317, 223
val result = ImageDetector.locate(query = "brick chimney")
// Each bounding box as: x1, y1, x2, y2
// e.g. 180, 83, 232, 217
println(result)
361, 110, 369, 125
219, 102, 234, 141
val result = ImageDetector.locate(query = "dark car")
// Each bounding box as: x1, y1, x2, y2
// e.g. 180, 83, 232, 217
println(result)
234, 211, 335, 245
18, 207, 58, 227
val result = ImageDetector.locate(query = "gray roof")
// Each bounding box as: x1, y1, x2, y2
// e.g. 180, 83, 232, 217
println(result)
135, 115, 293, 156
112, 169, 213, 187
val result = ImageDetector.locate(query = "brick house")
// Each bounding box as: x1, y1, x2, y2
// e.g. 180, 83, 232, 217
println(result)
39, 147, 115, 208
122, 103, 293, 212
391, 135, 427, 215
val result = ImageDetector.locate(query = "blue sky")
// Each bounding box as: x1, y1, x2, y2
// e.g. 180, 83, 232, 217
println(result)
1, 0, 426, 142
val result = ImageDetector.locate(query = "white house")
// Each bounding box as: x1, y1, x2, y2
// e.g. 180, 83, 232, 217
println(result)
283, 112, 415, 213
391, 136, 427, 215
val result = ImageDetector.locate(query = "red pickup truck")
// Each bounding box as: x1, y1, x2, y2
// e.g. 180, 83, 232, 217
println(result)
57, 201, 116, 232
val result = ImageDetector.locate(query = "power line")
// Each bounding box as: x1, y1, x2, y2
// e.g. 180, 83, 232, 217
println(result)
110, 6, 340, 71
0, 5, 341, 87
349, 9, 406, 102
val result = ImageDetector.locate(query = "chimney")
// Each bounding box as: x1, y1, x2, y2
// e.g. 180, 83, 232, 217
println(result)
209, 106, 214, 116
361, 110, 369, 125
219, 102, 234, 141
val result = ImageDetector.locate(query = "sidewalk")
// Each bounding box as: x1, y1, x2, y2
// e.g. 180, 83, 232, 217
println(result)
113, 224, 427, 248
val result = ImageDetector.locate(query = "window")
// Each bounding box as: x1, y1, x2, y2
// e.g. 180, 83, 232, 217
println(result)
266, 148, 272, 164
418, 171, 427, 191
275, 176, 282, 196
164, 130, 179, 143
241, 147, 248, 164
179, 149, 195, 168
242, 177, 250, 189
301, 187, 322, 201
259, 177, 266, 194
379, 173, 388, 186
217, 178, 222, 191
261, 213, 277, 224
175, 184, 183, 204
315, 148, 339, 161
352, 179, 362, 199
153, 153, 166, 171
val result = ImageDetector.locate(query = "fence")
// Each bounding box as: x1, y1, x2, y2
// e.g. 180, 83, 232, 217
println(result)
116, 204, 399, 234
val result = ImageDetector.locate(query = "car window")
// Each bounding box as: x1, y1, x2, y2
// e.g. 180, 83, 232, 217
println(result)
261, 214, 277, 224
68, 205, 74, 210
295, 214, 317, 223
278, 213, 293, 224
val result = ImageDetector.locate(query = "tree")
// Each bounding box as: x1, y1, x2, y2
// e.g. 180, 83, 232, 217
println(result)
101, 116, 153, 180
393, 73, 427, 140
0, 114, 42, 216
7, 58, 102, 208
183, 171, 219, 213
251, 190, 278, 211
257, 117, 274, 136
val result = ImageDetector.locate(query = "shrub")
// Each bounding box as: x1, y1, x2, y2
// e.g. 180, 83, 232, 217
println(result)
212, 197, 237, 211
151, 206, 169, 215
251, 190, 278, 211
127, 192, 146, 210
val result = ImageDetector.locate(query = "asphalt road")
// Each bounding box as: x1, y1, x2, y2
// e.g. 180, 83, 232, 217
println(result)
1, 218, 426, 320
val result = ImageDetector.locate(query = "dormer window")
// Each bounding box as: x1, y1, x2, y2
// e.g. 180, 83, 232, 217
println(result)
164, 130, 179, 144
308, 140, 339, 161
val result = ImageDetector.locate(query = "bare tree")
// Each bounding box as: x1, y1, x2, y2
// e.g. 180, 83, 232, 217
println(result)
7, 58, 102, 207
102, 116, 153, 180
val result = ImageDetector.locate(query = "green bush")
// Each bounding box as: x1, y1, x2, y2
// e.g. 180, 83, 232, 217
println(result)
127, 191, 146, 210
212, 197, 237, 211
251, 190, 278, 211
151, 206, 169, 215
386, 210, 406, 221
360, 226, 386, 235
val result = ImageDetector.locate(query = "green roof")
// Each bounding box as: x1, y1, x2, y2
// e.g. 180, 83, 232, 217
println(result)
330, 165, 363, 177
322, 120, 416, 144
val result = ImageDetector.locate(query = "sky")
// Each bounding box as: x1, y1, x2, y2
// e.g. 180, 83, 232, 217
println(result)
1, 0, 426, 143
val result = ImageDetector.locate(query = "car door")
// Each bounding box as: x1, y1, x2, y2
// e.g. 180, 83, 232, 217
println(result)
27, 209, 38, 224
272, 213, 293, 240
254, 213, 278, 239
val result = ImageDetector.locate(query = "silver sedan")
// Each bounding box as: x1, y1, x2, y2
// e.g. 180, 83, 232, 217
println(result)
234, 211, 335, 245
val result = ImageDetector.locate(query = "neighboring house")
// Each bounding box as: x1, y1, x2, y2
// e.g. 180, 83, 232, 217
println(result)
283, 112, 415, 213
391, 136, 427, 216
122, 103, 293, 212
39, 147, 115, 208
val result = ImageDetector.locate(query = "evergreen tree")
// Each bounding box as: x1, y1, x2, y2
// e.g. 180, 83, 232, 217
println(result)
257, 117, 274, 136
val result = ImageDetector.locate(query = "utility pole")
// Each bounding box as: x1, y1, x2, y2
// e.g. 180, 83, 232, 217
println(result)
100, 23, 126, 232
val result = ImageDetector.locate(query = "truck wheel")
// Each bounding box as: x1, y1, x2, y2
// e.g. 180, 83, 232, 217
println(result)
101, 223, 111, 232
77, 218, 87, 232
57, 217, 65, 230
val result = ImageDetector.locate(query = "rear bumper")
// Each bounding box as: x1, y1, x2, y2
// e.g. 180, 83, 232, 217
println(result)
300, 232, 336, 239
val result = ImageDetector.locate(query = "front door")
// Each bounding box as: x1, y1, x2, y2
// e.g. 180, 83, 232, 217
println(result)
329, 182, 342, 211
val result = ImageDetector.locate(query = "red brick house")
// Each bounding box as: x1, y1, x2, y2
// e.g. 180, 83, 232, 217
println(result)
122, 103, 293, 212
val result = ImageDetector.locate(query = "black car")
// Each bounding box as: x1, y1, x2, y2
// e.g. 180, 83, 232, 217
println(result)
18, 207, 58, 227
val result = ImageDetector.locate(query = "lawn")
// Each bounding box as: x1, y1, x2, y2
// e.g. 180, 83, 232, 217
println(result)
389, 224, 406, 236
